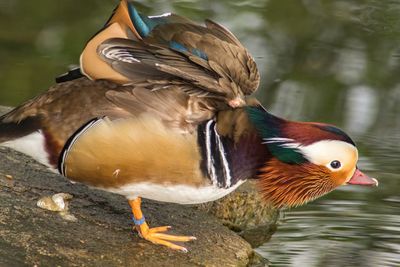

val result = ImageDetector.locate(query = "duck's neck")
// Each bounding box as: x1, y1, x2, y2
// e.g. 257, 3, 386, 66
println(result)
197, 108, 269, 188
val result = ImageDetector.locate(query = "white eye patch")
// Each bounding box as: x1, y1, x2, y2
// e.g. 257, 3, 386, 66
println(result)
296, 140, 358, 171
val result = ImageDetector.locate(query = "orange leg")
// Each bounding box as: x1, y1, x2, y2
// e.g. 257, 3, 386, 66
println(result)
128, 197, 196, 252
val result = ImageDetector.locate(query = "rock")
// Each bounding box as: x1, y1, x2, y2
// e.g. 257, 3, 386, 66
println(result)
0, 146, 267, 267
197, 181, 279, 248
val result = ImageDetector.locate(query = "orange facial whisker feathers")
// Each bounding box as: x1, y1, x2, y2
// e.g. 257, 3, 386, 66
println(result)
258, 159, 337, 208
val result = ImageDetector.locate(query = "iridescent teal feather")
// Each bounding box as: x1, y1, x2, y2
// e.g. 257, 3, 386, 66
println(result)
169, 41, 189, 53
126, 3, 208, 60
246, 106, 307, 164
169, 41, 208, 60
190, 48, 208, 60
127, 4, 151, 37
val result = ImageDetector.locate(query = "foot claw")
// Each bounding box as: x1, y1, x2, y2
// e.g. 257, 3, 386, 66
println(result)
138, 225, 195, 251
152, 232, 195, 242
148, 226, 171, 233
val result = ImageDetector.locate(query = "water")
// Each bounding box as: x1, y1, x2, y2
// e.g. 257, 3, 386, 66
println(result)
0, 0, 399, 266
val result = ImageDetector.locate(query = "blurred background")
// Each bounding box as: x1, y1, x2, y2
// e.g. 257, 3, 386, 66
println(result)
0, 0, 399, 266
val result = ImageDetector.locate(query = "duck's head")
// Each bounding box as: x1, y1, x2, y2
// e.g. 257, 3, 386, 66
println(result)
247, 106, 378, 208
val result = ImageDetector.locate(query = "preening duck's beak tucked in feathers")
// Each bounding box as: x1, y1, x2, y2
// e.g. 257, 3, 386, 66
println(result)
246, 106, 378, 208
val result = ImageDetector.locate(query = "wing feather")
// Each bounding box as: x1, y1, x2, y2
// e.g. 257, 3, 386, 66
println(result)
80, 1, 260, 111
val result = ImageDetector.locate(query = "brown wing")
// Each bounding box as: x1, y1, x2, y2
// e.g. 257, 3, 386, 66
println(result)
0, 78, 215, 147
80, 0, 260, 110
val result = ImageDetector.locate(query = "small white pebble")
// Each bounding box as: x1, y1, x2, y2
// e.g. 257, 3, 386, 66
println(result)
37, 193, 77, 222
37, 193, 73, 212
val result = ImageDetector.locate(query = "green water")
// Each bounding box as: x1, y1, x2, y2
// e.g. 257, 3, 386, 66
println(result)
1, 1, 399, 266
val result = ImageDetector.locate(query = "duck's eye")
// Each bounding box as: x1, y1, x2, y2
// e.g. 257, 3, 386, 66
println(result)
330, 160, 341, 169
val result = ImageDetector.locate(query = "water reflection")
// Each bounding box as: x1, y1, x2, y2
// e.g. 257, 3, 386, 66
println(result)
334, 39, 367, 85
257, 192, 400, 267
0, 0, 399, 266
344, 85, 378, 136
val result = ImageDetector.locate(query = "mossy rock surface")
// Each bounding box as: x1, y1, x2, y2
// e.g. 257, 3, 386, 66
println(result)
197, 181, 279, 248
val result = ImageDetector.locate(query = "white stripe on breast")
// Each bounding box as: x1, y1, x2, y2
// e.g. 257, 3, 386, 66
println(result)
214, 124, 232, 187
205, 120, 217, 185
103, 180, 245, 204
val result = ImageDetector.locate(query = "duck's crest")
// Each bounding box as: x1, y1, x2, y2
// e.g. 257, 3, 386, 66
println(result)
246, 106, 307, 164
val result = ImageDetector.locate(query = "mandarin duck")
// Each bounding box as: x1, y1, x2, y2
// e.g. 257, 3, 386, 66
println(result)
0, 0, 377, 252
